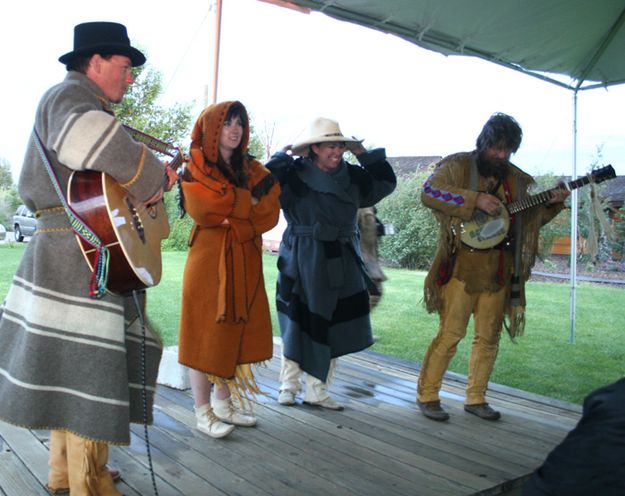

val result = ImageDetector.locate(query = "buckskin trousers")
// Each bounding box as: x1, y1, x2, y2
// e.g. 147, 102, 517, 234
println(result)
417, 277, 506, 405
48, 429, 121, 496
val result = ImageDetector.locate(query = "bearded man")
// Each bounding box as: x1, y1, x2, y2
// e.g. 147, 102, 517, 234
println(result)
417, 113, 569, 422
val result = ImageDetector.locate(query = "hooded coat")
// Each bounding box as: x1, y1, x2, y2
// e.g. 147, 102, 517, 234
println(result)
0, 71, 164, 445
178, 101, 281, 379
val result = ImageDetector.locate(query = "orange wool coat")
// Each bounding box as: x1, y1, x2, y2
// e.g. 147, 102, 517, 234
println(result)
178, 101, 281, 378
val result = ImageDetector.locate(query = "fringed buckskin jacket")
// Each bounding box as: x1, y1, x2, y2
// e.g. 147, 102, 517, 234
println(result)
178, 101, 281, 381
0, 72, 165, 444
266, 149, 396, 382
421, 152, 564, 337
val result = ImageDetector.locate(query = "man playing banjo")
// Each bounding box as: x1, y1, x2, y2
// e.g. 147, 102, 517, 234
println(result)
417, 112, 569, 422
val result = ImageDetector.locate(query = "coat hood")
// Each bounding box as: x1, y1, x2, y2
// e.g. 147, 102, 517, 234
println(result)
189, 101, 250, 170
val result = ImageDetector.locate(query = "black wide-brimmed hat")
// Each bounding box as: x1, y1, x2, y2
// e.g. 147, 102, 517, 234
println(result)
59, 21, 146, 67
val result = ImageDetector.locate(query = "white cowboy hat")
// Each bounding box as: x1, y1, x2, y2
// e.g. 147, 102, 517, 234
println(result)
291, 117, 362, 156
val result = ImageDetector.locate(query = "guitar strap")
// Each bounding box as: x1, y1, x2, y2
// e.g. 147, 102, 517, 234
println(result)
32, 128, 109, 298
495, 178, 516, 285
502, 179, 515, 224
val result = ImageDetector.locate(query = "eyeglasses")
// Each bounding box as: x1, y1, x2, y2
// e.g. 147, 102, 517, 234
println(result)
104, 58, 133, 76
112, 62, 133, 75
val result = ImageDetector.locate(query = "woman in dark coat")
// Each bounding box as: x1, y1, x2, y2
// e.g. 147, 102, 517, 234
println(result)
266, 117, 396, 410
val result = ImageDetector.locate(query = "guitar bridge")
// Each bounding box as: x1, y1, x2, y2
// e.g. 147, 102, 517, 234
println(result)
125, 197, 146, 243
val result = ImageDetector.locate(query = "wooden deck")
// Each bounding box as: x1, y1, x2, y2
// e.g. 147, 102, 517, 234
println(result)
0, 343, 581, 496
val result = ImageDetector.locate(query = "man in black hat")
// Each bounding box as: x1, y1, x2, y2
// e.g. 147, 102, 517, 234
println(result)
0, 21, 174, 495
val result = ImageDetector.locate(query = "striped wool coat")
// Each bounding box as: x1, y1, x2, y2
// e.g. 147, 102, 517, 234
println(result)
0, 72, 166, 444
266, 149, 396, 382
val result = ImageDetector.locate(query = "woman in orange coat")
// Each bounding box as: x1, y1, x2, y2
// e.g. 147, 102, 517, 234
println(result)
178, 101, 280, 438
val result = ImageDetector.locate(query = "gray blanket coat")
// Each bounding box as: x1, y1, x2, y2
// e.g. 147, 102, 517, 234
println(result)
266, 149, 396, 381
0, 72, 165, 444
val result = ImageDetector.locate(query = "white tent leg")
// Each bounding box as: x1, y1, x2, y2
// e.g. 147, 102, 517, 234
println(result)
569, 91, 578, 344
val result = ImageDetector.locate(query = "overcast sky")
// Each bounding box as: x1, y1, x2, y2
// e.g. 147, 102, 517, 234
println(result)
2, 0, 624, 183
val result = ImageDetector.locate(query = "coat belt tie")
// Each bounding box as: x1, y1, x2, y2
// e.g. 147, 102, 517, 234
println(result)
216, 226, 248, 323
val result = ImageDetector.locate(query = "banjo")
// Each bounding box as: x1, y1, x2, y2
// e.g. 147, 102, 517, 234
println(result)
460, 164, 616, 250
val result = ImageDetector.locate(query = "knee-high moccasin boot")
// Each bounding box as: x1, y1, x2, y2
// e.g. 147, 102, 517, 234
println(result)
47, 430, 69, 494
65, 432, 121, 496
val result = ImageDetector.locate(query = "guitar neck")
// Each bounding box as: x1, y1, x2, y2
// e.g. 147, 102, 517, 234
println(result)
123, 124, 184, 173
168, 150, 184, 172
124, 125, 176, 155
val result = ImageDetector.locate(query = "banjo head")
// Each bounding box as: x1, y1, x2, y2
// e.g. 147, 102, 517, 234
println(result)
460, 204, 510, 249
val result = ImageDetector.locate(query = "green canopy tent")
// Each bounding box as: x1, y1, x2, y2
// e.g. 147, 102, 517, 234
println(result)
262, 0, 625, 340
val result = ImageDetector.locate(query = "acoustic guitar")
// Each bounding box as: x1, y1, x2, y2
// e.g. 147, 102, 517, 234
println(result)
67, 127, 184, 294
460, 165, 616, 250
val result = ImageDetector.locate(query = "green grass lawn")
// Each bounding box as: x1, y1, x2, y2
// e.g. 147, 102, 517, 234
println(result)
1, 244, 623, 404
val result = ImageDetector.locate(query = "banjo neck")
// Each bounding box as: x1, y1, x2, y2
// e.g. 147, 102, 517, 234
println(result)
507, 168, 611, 215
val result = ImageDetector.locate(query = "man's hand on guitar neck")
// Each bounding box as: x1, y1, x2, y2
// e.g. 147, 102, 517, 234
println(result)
547, 183, 570, 204
164, 166, 179, 192
476, 192, 502, 216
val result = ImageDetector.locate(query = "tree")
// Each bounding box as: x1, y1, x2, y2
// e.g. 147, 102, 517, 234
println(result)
113, 64, 193, 147
0, 158, 19, 228
256, 120, 277, 160
376, 171, 438, 269
530, 172, 571, 259
0, 158, 13, 190
247, 116, 266, 160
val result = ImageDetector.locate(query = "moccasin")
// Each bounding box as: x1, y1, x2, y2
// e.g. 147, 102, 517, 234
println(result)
278, 390, 296, 406
417, 400, 450, 421
304, 396, 344, 411
464, 403, 501, 420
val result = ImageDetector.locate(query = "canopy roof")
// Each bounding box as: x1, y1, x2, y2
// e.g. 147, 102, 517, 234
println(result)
266, 0, 625, 91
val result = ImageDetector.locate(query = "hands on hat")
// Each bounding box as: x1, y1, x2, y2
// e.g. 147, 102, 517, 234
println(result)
346, 138, 366, 156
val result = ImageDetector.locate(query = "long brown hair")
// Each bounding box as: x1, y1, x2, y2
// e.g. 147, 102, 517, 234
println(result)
216, 102, 249, 188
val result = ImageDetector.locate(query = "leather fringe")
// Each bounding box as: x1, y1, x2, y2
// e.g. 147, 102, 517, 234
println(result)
206, 362, 268, 411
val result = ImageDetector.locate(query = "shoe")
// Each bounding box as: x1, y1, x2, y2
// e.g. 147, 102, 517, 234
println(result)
464, 403, 501, 421
303, 396, 344, 411
278, 390, 296, 406
194, 404, 235, 438
417, 400, 450, 421
212, 397, 257, 427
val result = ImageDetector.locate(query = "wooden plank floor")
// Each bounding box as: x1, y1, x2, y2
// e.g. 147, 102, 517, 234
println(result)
0, 343, 581, 496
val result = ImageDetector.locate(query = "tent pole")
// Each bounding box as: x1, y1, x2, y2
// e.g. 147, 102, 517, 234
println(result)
212, 0, 223, 104
569, 91, 579, 344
